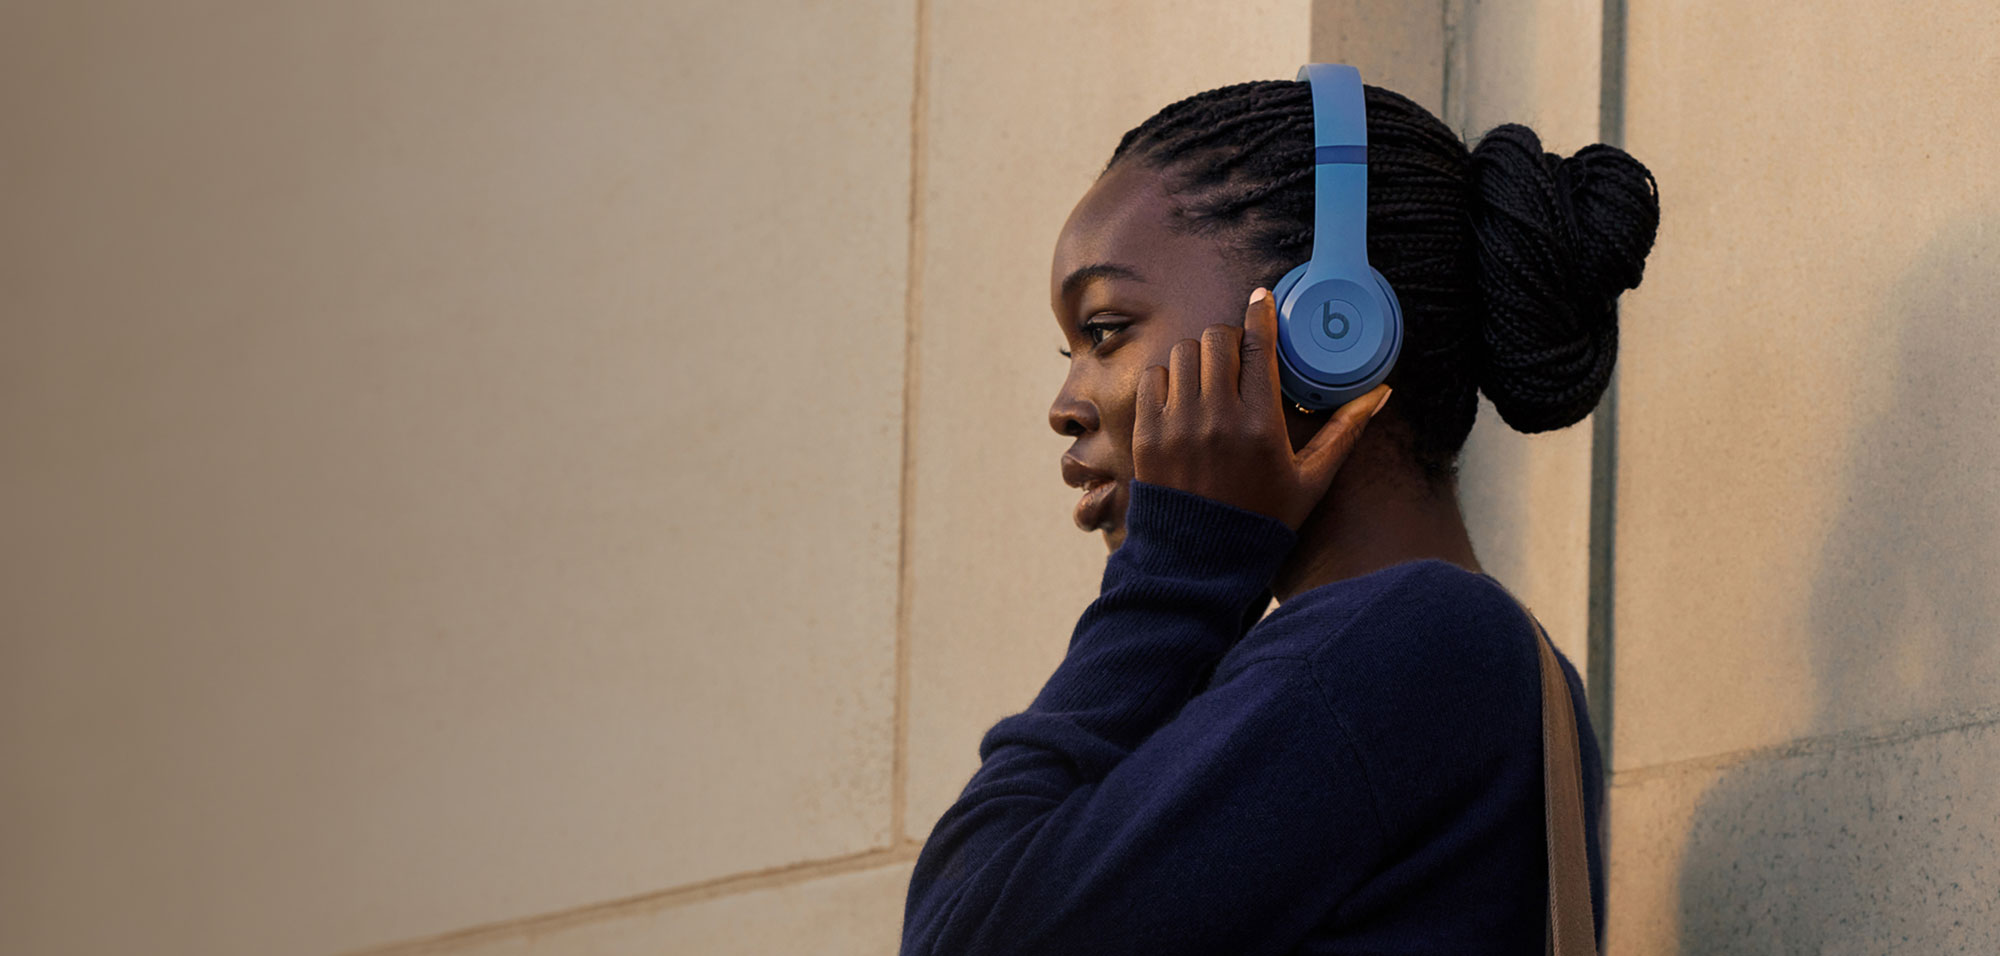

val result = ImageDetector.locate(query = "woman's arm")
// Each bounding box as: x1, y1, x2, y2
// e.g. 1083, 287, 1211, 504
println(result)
899, 479, 1386, 956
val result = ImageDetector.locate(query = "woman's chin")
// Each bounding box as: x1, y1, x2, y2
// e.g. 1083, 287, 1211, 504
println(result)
1103, 526, 1126, 553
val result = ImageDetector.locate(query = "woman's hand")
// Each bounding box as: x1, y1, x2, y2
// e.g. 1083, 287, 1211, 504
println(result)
1132, 287, 1392, 532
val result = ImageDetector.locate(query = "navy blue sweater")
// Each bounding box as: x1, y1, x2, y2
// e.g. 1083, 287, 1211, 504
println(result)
901, 480, 1604, 955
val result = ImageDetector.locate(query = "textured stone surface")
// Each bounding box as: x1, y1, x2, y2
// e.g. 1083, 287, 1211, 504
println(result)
0, 3, 911, 953
901, 0, 1314, 844
1614, 2, 2000, 771
1606, 715, 2000, 955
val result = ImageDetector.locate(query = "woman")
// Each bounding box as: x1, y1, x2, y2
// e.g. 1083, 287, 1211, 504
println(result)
901, 78, 1659, 955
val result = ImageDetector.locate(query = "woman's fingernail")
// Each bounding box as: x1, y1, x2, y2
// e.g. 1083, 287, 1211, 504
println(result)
1249, 287, 1268, 305
1369, 386, 1393, 418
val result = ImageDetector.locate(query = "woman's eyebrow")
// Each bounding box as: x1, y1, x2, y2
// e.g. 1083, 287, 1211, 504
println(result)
1060, 262, 1147, 301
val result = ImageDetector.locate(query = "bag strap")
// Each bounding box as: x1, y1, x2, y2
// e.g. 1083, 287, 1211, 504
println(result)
1510, 595, 1598, 956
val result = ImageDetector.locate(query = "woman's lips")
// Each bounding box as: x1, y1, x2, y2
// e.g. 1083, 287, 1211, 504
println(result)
1073, 479, 1119, 533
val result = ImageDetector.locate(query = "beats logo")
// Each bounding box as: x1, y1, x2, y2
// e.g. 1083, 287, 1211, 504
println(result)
1321, 301, 1351, 340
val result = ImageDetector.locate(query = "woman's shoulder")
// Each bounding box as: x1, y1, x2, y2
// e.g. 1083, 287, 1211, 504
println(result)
1229, 558, 1535, 673
1234, 559, 1551, 833
1221, 559, 1544, 737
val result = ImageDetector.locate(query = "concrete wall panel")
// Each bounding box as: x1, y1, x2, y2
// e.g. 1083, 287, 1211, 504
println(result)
1615, 2, 2000, 771
1314, 0, 1447, 115
0, 3, 913, 953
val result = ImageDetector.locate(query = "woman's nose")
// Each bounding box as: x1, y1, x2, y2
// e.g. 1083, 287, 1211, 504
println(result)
1048, 392, 1097, 437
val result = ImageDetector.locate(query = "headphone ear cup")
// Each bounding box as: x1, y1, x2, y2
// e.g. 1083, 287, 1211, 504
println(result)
1270, 262, 1313, 406
1369, 266, 1405, 385
1272, 268, 1403, 411
1271, 262, 1311, 316
1370, 267, 1404, 327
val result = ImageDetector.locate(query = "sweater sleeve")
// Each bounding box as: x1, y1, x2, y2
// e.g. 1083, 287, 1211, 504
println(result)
900, 481, 1386, 956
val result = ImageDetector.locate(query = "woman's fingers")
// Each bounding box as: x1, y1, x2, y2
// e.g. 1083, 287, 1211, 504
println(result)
1157, 290, 1277, 416
1132, 291, 1386, 531
1167, 335, 1202, 411
1199, 322, 1241, 407
1239, 287, 1283, 410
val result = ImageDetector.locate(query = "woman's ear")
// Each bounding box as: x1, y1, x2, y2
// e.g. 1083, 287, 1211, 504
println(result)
1280, 403, 1324, 455
1284, 399, 1397, 472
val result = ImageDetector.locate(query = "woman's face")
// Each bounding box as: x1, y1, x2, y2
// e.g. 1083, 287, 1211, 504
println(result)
1048, 160, 1266, 552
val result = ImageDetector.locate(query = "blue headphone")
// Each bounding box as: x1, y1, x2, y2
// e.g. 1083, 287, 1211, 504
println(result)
1271, 63, 1404, 413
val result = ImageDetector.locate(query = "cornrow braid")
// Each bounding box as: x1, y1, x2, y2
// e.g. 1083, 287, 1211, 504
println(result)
1103, 79, 1660, 488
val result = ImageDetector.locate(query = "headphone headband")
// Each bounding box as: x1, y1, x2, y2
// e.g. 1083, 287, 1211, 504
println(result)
1297, 63, 1366, 149
1296, 63, 1368, 272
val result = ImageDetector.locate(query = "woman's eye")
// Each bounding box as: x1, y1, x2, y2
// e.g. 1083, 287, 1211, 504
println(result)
1057, 316, 1127, 359
1082, 317, 1126, 345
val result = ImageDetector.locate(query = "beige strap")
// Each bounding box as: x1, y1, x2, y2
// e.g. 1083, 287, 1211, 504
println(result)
1520, 603, 1597, 956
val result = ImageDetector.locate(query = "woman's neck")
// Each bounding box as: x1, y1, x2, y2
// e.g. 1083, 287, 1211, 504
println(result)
1270, 434, 1484, 604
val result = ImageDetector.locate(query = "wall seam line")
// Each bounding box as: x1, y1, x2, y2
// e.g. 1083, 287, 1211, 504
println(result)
1439, 0, 1456, 133
337, 846, 926, 956
891, 0, 929, 850
1610, 704, 2000, 789
1586, 0, 1627, 790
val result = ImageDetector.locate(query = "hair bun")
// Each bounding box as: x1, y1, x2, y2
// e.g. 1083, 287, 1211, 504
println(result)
1466, 123, 1661, 433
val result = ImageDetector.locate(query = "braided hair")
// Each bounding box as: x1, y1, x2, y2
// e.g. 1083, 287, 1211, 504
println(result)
1106, 80, 1660, 488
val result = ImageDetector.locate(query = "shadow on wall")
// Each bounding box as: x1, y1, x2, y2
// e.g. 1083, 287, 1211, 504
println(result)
1675, 215, 2000, 952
